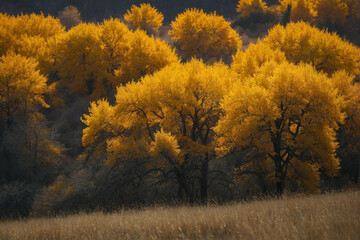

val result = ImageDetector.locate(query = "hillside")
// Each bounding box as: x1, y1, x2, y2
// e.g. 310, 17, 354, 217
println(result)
1, 190, 359, 240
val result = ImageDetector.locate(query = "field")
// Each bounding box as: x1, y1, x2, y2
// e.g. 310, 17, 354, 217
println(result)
0, 191, 359, 240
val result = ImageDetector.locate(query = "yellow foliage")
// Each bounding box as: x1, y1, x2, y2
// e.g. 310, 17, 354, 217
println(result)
81, 99, 115, 147
124, 3, 164, 34
215, 62, 347, 192
231, 41, 287, 78
100, 18, 132, 87
115, 29, 179, 84
236, 0, 268, 18
263, 22, 360, 76
53, 19, 177, 99
150, 130, 182, 163
53, 22, 111, 99
82, 59, 236, 169
169, 9, 242, 61
288, 159, 320, 193
0, 13, 65, 75
0, 53, 49, 122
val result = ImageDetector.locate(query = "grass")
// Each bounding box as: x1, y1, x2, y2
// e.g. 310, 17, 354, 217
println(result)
0, 191, 359, 240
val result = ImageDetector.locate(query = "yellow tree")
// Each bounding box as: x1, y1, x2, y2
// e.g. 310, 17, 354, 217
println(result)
0, 13, 65, 75
215, 62, 346, 195
51, 23, 108, 99
236, 0, 268, 18
231, 41, 287, 78
263, 22, 360, 76
99, 18, 132, 94
0, 53, 49, 127
169, 9, 242, 62
115, 29, 179, 84
124, 3, 164, 35
82, 59, 236, 202
51, 20, 178, 100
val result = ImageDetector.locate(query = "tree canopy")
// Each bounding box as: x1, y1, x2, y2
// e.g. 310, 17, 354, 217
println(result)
124, 3, 164, 34
263, 21, 360, 76
169, 8, 242, 62
215, 62, 348, 194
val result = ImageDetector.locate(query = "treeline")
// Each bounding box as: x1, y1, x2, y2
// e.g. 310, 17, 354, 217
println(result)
0, 1, 359, 219
0, 0, 239, 22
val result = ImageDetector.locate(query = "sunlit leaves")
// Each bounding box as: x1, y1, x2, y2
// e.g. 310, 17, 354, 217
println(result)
169, 9, 242, 61
263, 22, 360, 76
0, 53, 49, 123
0, 13, 65, 75
215, 62, 347, 192
236, 0, 268, 18
124, 3, 164, 34
82, 59, 236, 166
231, 41, 287, 77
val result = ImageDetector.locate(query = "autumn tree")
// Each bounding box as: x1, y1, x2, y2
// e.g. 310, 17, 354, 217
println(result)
114, 29, 179, 84
50, 23, 108, 99
0, 53, 49, 127
231, 41, 287, 78
236, 0, 268, 18
215, 62, 347, 195
263, 22, 360, 76
169, 8, 242, 62
51, 19, 178, 100
124, 3, 164, 35
82, 59, 237, 203
0, 13, 65, 75
0, 53, 63, 186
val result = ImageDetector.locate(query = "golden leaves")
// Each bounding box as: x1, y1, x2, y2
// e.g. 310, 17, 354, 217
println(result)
263, 22, 360, 76
124, 3, 164, 34
236, 0, 268, 18
169, 9, 242, 61
0, 53, 49, 121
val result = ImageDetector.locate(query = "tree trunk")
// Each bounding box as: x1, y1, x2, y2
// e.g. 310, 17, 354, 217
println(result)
276, 180, 284, 196
178, 183, 183, 200
200, 155, 209, 204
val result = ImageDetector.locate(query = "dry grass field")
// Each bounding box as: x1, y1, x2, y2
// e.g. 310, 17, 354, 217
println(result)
0, 191, 359, 240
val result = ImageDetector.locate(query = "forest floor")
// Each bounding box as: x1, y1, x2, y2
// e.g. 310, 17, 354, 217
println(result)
0, 190, 359, 240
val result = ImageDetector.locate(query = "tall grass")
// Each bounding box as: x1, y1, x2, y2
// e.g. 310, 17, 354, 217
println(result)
0, 191, 359, 240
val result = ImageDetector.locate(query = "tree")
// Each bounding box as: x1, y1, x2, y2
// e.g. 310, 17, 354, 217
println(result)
0, 53, 61, 186
0, 13, 65, 75
169, 8, 242, 62
51, 20, 178, 100
316, 0, 349, 27
124, 3, 164, 35
278, 0, 316, 23
51, 23, 108, 99
263, 22, 360, 76
215, 62, 346, 195
236, 0, 268, 18
0, 53, 49, 127
82, 59, 237, 203
58, 5, 81, 30
231, 41, 287, 78
114, 29, 179, 85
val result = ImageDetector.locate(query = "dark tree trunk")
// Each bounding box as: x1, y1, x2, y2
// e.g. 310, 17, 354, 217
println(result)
200, 155, 209, 204
276, 180, 284, 196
